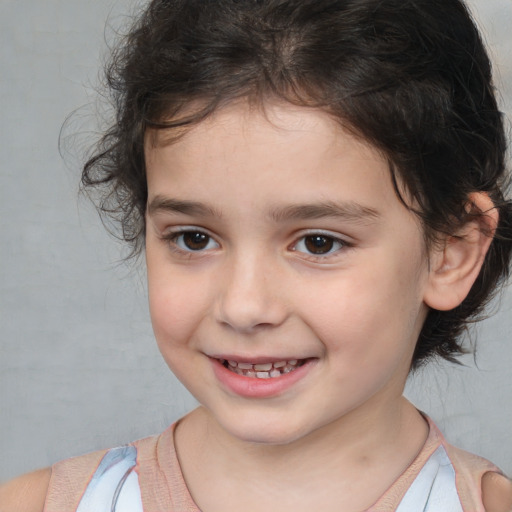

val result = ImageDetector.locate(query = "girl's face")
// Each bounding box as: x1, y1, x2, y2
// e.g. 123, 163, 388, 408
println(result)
145, 101, 431, 445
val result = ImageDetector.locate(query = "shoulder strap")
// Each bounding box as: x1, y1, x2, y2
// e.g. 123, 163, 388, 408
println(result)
133, 424, 200, 511
75, 446, 143, 512
369, 416, 499, 512
443, 442, 503, 512
395, 445, 464, 512
44, 449, 106, 512
44, 446, 143, 512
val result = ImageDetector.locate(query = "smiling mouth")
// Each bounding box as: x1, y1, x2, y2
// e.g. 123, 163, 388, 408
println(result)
219, 359, 307, 378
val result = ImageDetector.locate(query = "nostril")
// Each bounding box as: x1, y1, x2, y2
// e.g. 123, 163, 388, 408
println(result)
216, 302, 287, 332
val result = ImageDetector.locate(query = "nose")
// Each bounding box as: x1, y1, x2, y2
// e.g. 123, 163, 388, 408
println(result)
215, 253, 288, 333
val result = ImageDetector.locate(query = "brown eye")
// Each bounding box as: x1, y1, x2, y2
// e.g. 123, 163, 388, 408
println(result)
174, 231, 218, 251
304, 235, 335, 254
293, 234, 345, 257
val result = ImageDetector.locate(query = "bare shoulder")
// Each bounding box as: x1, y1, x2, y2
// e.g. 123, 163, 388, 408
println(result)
482, 471, 512, 512
0, 467, 51, 512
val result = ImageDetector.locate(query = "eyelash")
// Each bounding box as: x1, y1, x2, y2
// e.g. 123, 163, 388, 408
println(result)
161, 229, 219, 255
290, 232, 349, 260
160, 228, 351, 261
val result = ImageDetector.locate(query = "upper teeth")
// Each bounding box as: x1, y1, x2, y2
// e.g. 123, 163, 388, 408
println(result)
227, 360, 299, 370
222, 359, 302, 378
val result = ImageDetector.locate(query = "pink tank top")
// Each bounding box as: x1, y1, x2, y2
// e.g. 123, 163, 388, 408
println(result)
43, 416, 502, 512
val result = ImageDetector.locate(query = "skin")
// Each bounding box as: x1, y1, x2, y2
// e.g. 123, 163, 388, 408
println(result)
1, 100, 510, 511
0, 468, 51, 512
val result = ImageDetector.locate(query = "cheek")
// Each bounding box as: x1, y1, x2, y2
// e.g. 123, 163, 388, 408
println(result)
149, 283, 203, 340
146, 252, 210, 350
298, 252, 426, 362
147, 275, 212, 388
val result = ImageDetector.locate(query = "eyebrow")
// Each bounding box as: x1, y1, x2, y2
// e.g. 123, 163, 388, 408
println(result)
147, 196, 222, 218
268, 201, 381, 224
147, 196, 380, 224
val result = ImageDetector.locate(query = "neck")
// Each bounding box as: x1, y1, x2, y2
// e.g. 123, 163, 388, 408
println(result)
174, 398, 428, 511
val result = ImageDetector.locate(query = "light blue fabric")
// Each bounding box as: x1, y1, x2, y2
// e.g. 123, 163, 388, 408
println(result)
396, 446, 463, 512
75, 446, 143, 512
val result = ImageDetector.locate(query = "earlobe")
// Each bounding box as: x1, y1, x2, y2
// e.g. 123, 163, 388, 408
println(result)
423, 192, 498, 312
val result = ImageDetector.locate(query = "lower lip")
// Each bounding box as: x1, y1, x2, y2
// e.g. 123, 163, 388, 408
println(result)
210, 358, 315, 398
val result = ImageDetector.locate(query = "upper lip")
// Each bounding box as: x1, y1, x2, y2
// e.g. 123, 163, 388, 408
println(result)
209, 354, 311, 364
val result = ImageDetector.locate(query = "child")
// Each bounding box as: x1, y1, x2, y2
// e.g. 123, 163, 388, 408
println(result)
2, 0, 512, 510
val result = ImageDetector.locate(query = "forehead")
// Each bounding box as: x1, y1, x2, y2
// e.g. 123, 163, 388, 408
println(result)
146, 99, 378, 157
144, 101, 415, 226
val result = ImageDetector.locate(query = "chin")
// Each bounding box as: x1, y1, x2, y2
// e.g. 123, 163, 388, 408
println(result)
216, 413, 314, 446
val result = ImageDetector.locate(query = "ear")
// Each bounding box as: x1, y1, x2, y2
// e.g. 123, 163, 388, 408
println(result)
423, 192, 498, 311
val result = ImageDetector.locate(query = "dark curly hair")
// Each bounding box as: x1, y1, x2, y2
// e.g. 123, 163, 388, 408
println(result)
82, 0, 512, 369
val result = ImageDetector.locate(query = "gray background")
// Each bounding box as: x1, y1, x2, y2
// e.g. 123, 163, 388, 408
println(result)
1, 0, 511, 483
